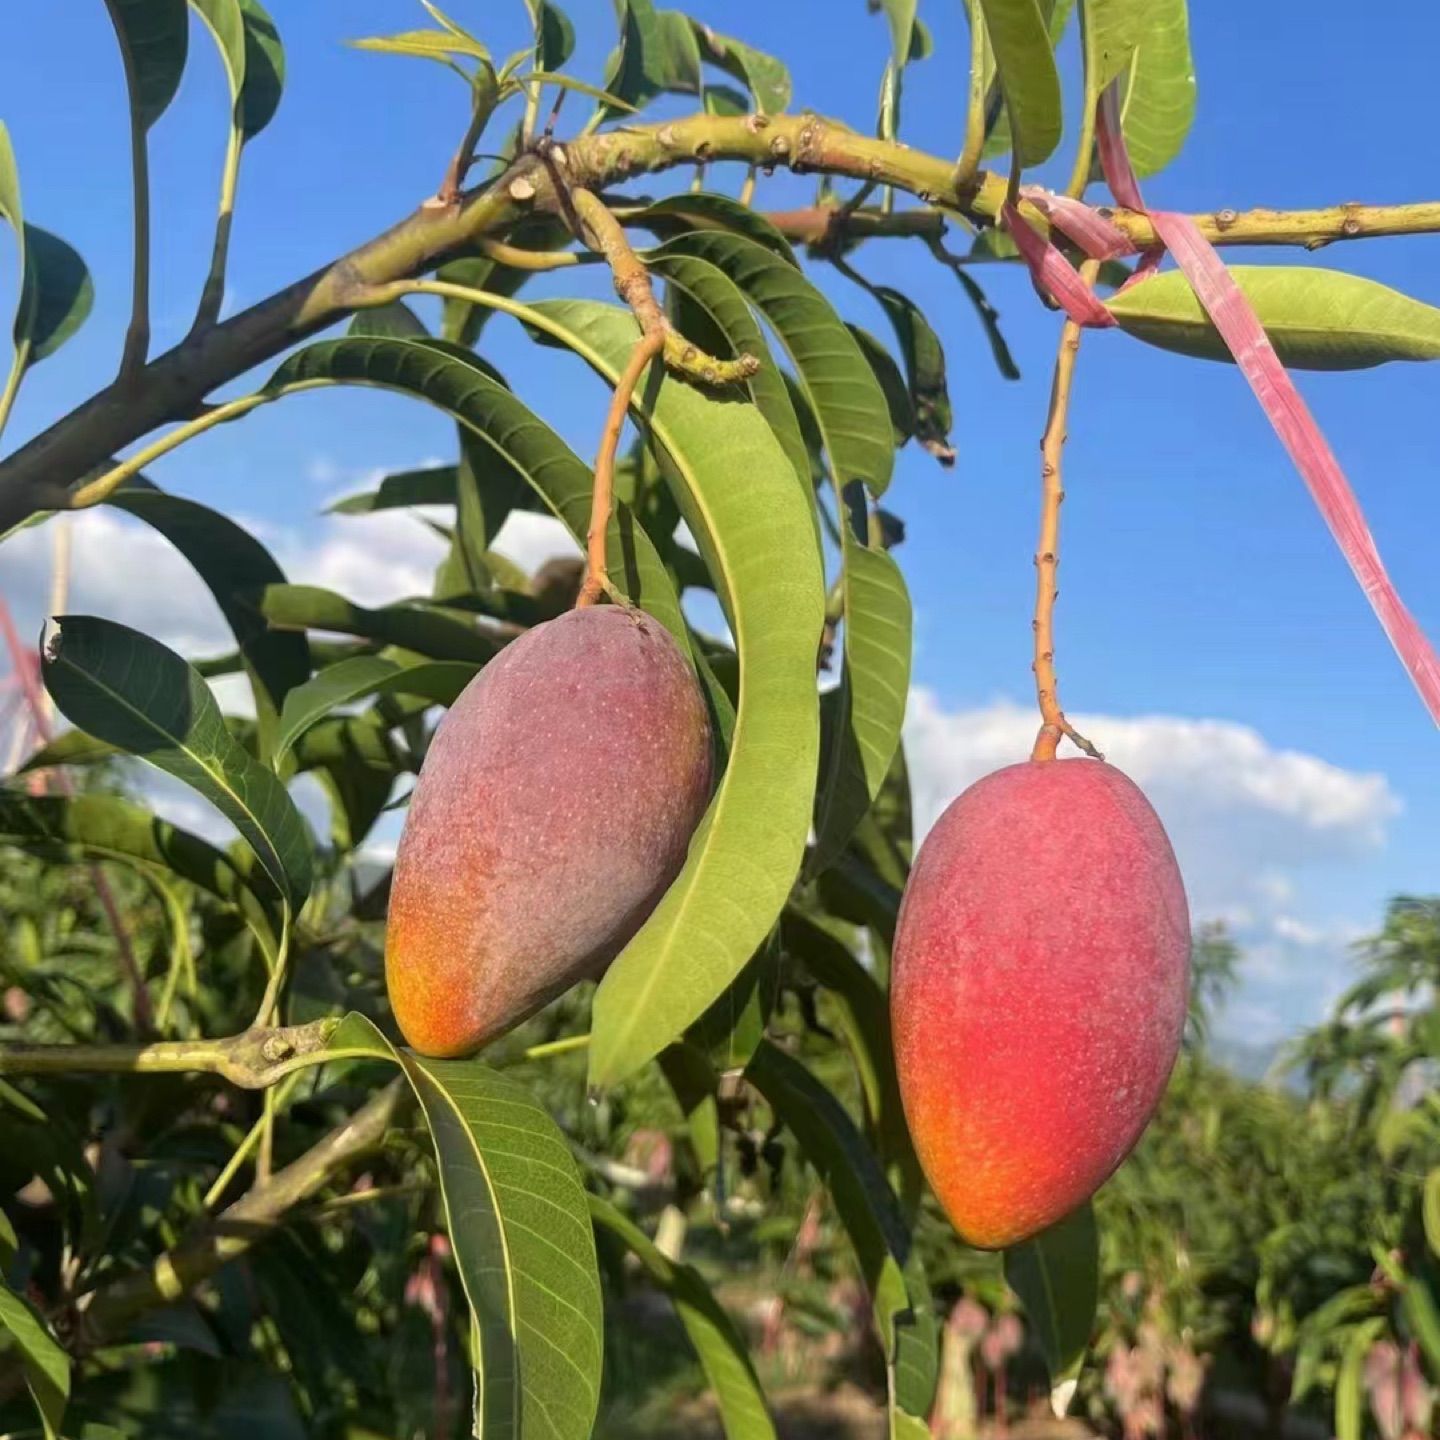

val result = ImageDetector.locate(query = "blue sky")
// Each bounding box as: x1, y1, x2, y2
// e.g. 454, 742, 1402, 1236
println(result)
2, 4, 1437, 1044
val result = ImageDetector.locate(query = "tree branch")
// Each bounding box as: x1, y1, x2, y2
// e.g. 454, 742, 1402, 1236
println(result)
70, 1079, 406, 1354
0, 1017, 343, 1089
2, 109, 1438, 532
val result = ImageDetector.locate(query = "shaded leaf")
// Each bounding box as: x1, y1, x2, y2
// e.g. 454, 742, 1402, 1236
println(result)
102, 0, 190, 130
274, 656, 476, 762
41, 616, 311, 906
690, 21, 791, 113
1107, 266, 1440, 369
847, 323, 914, 445
237, 0, 284, 139
631, 193, 799, 265
328, 464, 459, 514
107, 486, 311, 761
1004, 1204, 1098, 1413
347, 298, 428, 339
590, 1196, 775, 1438
0, 1281, 69, 1439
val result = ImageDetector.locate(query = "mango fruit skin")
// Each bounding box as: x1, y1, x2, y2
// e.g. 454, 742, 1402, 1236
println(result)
891, 759, 1189, 1249
386, 606, 712, 1057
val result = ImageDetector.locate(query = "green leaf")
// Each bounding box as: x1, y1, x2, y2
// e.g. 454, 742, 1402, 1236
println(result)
237, 0, 284, 139
631, 193, 799, 265
976, 0, 1064, 166
102, 0, 190, 130
599, 0, 668, 117
648, 242, 811, 490
1116, 0, 1196, 178
260, 584, 503, 663
1336, 1317, 1388, 1440
515, 302, 823, 1087
349, 28, 487, 64
1425, 1167, 1440, 1255
107, 487, 310, 761
0, 1281, 69, 1439
689, 21, 792, 113
328, 464, 459, 514
747, 1041, 917, 1358
40, 616, 312, 907
274, 656, 476, 763
1107, 266, 1440, 370
399, 1052, 603, 1440
590, 1196, 775, 1438
523, 0, 576, 71
347, 298, 428, 339
1403, 1273, 1440, 1374
0, 791, 281, 962
873, 0, 917, 139
22, 226, 95, 362
520, 70, 640, 113
189, 0, 247, 101
868, 284, 955, 464
651, 237, 908, 879
1004, 1204, 1098, 1414
950, 266, 1021, 380
0, 126, 95, 371
263, 335, 691, 654
847, 323, 915, 444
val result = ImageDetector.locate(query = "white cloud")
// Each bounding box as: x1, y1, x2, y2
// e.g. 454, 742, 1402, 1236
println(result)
490, 511, 578, 573
903, 691, 1401, 1043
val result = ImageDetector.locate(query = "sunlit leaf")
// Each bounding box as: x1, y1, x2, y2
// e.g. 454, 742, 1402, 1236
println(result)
512, 302, 822, 1087
690, 21, 792, 113
975, 0, 1063, 166
1116, 0, 1196, 177
399, 1051, 603, 1440
0, 1280, 69, 1440
1107, 266, 1440, 369
237, 0, 284, 138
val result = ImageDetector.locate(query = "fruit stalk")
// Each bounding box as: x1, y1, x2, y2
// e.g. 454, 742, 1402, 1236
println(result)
1031, 257, 1103, 764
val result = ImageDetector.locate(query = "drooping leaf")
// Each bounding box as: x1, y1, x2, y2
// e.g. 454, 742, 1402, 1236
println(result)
869, 284, 955, 464
262, 335, 692, 654
188, 0, 247, 101
630, 193, 799, 265
0, 1281, 69, 1440
516, 302, 824, 1087
1425, 1167, 1440, 1255
273, 656, 476, 763
1107, 266, 1440, 369
328, 464, 459, 514
399, 1052, 603, 1440
522, 0, 576, 71
0, 791, 281, 961
102, 0, 190, 130
689, 20, 792, 113
22, 227, 95, 362
41, 616, 312, 906
599, 0, 669, 118
975, 0, 1064, 166
847, 323, 915, 444
107, 486, 311, 761
260, 584, 505, 664
1335, 1317, 1388, 1440
1116, 0, 1196, 178
1004, 1204, 1099, 1414
747, 1040, 931, 1398
653, 232, 908, 874
1403, 1273, 1440, 1374
648, 242, 811, 490
590, 1196, 776, 1439
347, 298, 429, 339
236, 0, 284, 139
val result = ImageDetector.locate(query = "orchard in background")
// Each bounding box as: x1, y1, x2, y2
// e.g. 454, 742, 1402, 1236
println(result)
0, 2, 1438, 1438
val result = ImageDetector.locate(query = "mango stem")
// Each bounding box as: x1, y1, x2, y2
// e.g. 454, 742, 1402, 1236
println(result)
1031, 258, 1103, 764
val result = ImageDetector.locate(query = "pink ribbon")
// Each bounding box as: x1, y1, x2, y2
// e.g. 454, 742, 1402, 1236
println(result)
999, 83, 1440, 726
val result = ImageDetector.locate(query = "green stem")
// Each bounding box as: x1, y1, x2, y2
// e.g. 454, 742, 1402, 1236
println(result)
0, 1017, 340, 1089
519, 1033, 591, 1062
203, 1071, 302, 1209
251, 904, 292, 1030
68, 392, 272, 508
0, 344, 29, 446
120, 100, 152, 376
192, 123, 243, 334
1064, 4, 1099, 200
956, 4, 990, 188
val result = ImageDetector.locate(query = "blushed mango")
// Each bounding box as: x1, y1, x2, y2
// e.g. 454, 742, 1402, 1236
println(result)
891, 759, 1189, 1248
386, 605, 713, 1057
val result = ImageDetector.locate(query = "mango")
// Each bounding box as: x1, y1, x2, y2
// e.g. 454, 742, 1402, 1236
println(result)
386, 605, 712, 1057
890, 759, 1189, 1248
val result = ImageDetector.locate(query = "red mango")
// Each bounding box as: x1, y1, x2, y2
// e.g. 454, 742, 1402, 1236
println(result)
891, 758, 1189, 1248
386, 605, 712, 1057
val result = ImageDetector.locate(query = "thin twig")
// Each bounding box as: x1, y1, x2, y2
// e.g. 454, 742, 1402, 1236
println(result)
1030, 258, 1103, 764
478, 236, 585, 270
577, 329, 664, 609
